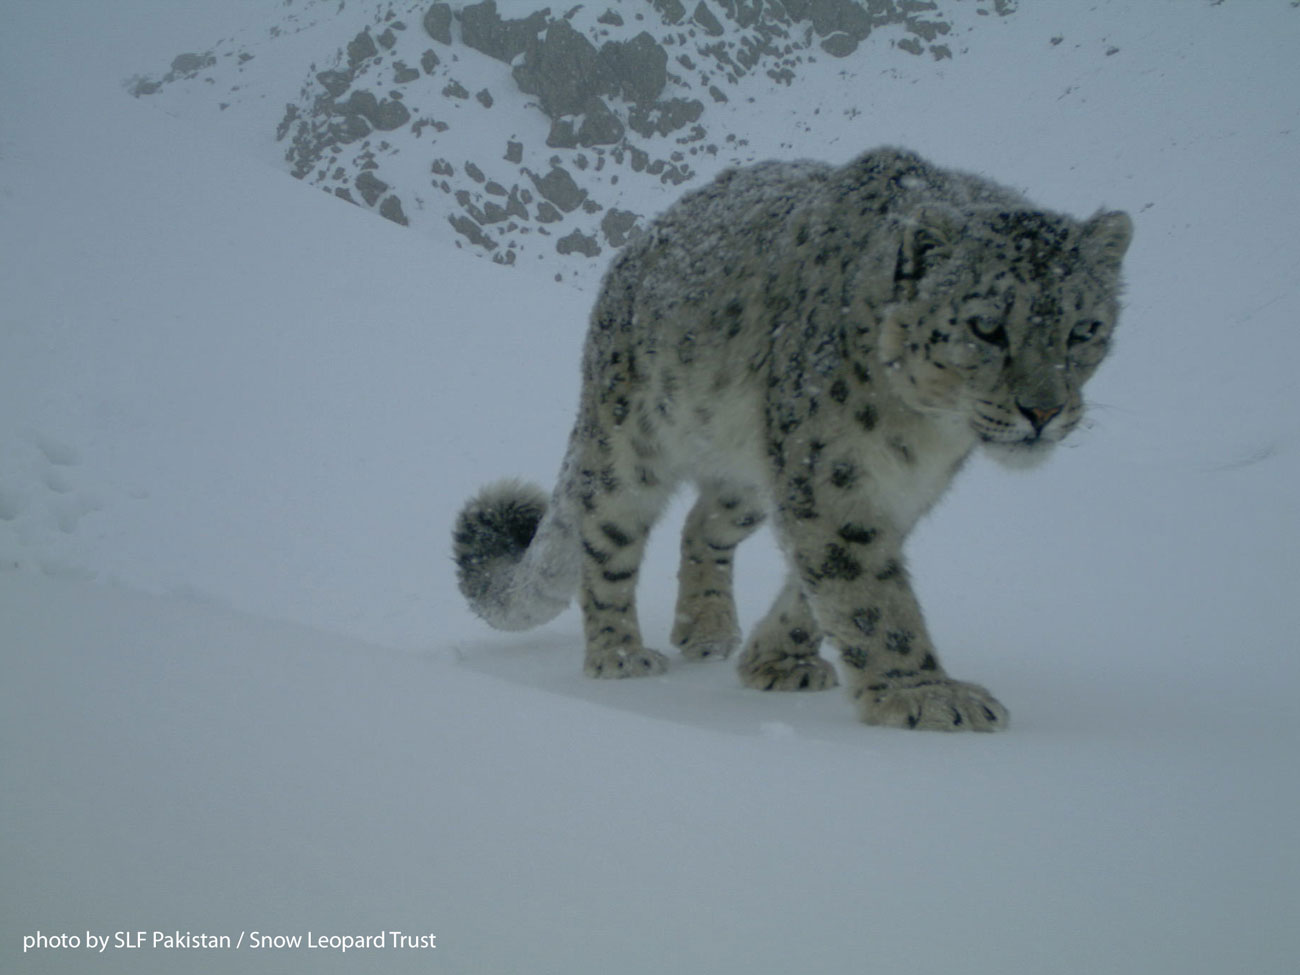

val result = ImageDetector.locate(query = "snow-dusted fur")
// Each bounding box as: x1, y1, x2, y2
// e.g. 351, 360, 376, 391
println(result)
454, 146, 1132, 730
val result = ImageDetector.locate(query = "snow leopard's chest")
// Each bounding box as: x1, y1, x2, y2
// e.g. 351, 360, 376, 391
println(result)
851, 419, 973, 531
784, 383, 976, 534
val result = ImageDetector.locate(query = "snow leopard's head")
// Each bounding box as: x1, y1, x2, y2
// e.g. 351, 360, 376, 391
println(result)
878, 205, 1132, 468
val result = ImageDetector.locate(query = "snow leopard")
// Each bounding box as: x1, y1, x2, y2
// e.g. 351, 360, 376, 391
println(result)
454, 146, 1131, 732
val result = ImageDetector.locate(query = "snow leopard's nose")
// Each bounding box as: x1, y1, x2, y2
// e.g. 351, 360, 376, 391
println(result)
1017, 401, 1063, 435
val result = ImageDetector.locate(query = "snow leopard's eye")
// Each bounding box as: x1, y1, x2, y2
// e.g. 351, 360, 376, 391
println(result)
1068, 319, 1104, 346
966, 315, 1008, 348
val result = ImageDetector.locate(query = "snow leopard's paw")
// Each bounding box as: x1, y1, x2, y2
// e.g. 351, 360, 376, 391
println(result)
856, 677, 1008, 732
737, 621, 836, 691
672, 625, 741, 661
670, 602, 741, 660
584, 646, 669, 678
739, 651, 839, 691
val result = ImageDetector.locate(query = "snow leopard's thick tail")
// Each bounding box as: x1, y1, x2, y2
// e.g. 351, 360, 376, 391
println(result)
453, 453, 582, 631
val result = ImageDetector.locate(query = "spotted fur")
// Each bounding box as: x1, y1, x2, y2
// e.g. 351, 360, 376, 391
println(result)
454, 147, 1132, 731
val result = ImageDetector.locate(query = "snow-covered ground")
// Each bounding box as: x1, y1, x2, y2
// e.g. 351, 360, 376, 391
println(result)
3, 2, 1298, 972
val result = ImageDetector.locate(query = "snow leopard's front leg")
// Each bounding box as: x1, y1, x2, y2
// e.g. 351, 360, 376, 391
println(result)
737, 572, 838, 691
775, 504, 1008, 731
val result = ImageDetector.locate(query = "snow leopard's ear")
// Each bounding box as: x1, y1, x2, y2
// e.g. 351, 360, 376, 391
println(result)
1081, 210, 1133, 272
896, 205, 963, 283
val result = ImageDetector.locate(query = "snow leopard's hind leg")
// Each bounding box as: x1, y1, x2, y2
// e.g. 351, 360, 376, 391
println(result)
737, 573, 839, 691
574, 426, 676, 679
670, 482, 767, 660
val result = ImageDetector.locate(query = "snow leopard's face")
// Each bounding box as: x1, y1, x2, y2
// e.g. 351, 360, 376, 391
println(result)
880, 207, 1132, 468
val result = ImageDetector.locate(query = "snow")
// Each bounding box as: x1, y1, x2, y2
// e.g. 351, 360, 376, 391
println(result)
3, 1, 1299, 972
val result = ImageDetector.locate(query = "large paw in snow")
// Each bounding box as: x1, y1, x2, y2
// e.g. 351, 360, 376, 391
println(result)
736, 623, 835, 691
670, 599, 741, 660
856, 677, 1008, 732
584, 646, 669, 678
738, 650, 838, 691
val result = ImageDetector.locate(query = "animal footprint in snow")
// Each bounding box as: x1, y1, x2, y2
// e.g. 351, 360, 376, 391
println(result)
30, 432, 81, 467
51, 491, 103, 534
11, 431, 103, 535
0, 482, 28, 521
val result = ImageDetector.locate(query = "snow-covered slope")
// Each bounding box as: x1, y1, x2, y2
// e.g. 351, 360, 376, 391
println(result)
3, 1, 1299, 972
6, 569, 1295, 975
125, 0, 1016, 284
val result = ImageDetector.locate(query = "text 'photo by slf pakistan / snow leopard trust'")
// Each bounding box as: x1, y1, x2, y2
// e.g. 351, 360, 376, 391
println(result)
454, 147, 1132, 732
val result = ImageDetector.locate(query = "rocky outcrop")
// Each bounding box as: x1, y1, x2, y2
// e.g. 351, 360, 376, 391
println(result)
422, 3, 453, 44
129, 51, 217, 94
132, 0, 1013, 279
170, 52, 217, 76
513, 20, 614, 118
355, 171, 389, 207
600, 209, 642, 247
527, 165, 587, 214
600, 32, 668, 105
336, 90, 411, 131
557, 229, 601, 257
693, 3, 726, 37
460, 1, 548, 63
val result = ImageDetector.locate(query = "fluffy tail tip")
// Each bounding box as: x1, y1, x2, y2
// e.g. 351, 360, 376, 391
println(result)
453, 479, 548, 614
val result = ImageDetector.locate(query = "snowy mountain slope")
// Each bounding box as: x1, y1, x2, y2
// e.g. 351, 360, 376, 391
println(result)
127, 0, 1018, 285
3, 0, 1300, 972
124, 0, 1013, 286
